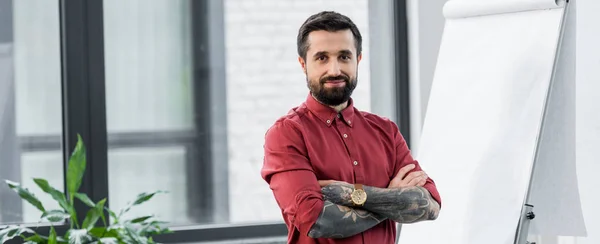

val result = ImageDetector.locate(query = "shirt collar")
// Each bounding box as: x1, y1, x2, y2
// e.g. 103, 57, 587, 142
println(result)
305, 93, 355, 127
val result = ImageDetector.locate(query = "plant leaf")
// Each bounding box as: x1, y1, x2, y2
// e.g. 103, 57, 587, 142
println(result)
137, 218, 172, 237
5, 180, 46, 213
96, 198, 108, 227
130, 216, 153, 224
48, 226, 57, 244
105, 207, 118, 224
66, 229, 91, 244
33, 178, 77, 228
67, 134, 87, 197
70, 210, 80, 230
139, 224, 173, 237
123, 224, 146, 244
132, 191, 163, 206
74, 193, 95, 207
82, 198, 106, 230
89, 227, 119, 238
24, 233, 47, 242
0, 225, 35, 243
96, 237, 118, 244
41, 210, 71, 223
97, 206, 107, 227
117, 191, 164, 219
33, 178, 71, 212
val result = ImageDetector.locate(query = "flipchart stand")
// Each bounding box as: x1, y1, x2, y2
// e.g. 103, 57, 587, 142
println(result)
514, 1, 571, 243
394, 1, 572, 243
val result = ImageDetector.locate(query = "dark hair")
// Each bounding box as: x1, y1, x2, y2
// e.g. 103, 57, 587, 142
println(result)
297, 11, 362, 60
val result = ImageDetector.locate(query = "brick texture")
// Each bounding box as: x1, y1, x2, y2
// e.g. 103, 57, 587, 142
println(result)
224, 0, 371, 222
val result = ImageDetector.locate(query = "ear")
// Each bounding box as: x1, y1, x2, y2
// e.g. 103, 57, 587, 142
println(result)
357, 53, 362, 65
298, 56, 307, 74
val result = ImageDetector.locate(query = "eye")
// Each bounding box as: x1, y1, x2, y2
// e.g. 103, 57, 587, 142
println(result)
340, 55, 351, 61
316, 56, 327, 61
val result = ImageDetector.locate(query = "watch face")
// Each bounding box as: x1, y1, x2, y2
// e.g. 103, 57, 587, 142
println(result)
351, 189, 367, 205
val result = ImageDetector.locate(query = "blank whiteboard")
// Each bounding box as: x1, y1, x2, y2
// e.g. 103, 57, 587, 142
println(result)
527, 1, 587, 237
399, 0, 567, 243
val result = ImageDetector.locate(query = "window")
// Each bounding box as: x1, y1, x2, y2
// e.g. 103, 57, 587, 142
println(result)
103, 0, 201, 225
0, 0, 403, 242
103, 0, 374, 227
0, 0, 63, 225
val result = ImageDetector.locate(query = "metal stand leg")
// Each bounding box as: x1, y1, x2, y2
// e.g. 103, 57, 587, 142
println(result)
515, 204, 536, 244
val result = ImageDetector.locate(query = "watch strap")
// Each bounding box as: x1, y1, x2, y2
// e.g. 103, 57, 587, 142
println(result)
354, 183, 363, 191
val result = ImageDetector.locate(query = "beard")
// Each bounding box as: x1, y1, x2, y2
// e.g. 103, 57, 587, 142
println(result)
307, 73, 357, 106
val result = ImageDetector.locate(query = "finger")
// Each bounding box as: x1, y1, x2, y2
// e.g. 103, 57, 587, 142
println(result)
388, 179, 401, 188
391, 171, 420, 188
405, 173, 427, 186
417, 178, 427, 187
318, 180, 335, 187
402, 171, 425, 183
394, 164, 416, 180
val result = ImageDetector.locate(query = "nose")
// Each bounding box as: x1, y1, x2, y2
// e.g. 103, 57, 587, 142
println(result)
327, 60, 342, 77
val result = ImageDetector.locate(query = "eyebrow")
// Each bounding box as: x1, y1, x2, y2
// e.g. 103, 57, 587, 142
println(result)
313, 49, 354, 58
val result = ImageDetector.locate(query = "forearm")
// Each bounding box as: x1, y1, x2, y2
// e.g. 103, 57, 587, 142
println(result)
307, 200, 386, 239
363, 185, 440, 223
321, 182, 440, 224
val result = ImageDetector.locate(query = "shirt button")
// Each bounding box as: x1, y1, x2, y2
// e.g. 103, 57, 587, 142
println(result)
353, 161, 358, 166
347, 120, 351, 124
326, 120, 331, 124
337, 114, 341, 118
343, 134, 348, 138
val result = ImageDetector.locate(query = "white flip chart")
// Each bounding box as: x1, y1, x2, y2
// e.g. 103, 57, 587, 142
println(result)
398, 0, 574, 243
527, 1, 587, 237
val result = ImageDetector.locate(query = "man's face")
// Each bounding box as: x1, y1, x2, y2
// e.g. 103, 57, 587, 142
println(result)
299, 30, 362, 106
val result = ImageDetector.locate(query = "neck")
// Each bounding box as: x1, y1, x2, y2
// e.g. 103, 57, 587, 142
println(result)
330, 102, 348, 112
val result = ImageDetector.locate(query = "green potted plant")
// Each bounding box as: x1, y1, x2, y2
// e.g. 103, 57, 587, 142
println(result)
0, 135, 171, 243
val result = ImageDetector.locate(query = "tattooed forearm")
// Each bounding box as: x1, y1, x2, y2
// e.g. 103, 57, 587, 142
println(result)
307, 200, 386, 239
321, 182, 440, 224
362, 185, 440, 223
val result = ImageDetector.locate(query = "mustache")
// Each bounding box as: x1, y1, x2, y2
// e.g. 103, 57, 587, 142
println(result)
320, 75, 350, 84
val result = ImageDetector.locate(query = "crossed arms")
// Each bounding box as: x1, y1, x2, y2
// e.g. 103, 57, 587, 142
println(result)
307, 165, 441, 238
261, 120, 441, 239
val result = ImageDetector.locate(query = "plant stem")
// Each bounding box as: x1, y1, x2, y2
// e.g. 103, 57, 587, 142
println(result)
69, 195, 81, 229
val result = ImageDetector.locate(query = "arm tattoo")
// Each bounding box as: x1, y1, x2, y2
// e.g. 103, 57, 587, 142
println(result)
321, 182, 440, 224
307, 200, 386, 239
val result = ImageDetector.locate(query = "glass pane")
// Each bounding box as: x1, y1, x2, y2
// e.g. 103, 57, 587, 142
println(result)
103, 0, 196, 225
108, 147, 189, 222
104, 0, 371, 226
1, 0, 63, 224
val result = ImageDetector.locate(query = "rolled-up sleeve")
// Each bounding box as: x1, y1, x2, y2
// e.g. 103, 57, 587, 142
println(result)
392, 124, 442, 207
261, 119, 324, 236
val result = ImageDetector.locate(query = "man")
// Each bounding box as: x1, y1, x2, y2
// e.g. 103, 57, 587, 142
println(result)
261, 11, 441, 244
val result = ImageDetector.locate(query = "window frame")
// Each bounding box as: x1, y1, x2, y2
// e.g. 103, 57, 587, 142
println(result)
393, 0, 412, 149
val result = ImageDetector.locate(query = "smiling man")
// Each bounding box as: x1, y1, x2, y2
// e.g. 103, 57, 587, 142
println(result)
261, 11, 442, 244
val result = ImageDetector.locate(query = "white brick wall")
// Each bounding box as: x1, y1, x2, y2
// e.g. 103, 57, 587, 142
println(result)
224, 0, 371, 222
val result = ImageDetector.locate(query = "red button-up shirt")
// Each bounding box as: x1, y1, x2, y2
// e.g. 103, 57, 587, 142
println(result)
261, 94, 441, 244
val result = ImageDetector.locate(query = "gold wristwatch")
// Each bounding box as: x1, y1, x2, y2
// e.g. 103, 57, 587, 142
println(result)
350, 184, 367, 206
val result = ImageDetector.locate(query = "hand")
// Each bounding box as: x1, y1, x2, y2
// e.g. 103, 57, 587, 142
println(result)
387, 164, 428, 188
318, 180, 339, 187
